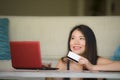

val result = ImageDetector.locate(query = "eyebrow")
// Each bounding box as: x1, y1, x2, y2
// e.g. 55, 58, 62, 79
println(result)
79, 36, 85, 37
71, 35, 85, 38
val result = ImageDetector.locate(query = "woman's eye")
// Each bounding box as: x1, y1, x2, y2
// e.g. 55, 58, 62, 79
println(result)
80, 37, 85, 40
71, 37, 74, 39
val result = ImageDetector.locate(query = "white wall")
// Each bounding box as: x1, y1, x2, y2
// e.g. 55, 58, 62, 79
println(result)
0, 16, 120, 60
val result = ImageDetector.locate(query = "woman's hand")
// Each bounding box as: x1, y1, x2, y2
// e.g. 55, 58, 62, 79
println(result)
78, 56, 94, 70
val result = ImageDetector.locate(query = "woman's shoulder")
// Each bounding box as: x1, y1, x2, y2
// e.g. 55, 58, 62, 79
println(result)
56, 58, 67, 70
57, 59, 63, 64
97, 57, 114, 65
57, 57, 68, 65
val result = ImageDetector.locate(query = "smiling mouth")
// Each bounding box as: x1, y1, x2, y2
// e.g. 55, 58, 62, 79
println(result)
73, 46, 81, 50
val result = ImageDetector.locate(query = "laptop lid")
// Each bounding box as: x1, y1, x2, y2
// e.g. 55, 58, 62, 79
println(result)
10, 41, 42, 69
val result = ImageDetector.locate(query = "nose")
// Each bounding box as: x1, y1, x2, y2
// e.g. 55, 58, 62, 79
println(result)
74, 39, 80, 45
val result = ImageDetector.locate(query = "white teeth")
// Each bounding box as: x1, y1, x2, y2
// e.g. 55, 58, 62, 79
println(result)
74, 46, 80, 48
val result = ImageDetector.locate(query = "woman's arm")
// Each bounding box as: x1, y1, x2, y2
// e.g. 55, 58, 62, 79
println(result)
78, 56, 120, 71
93, 61, 120, 71
92, 57, 120, 71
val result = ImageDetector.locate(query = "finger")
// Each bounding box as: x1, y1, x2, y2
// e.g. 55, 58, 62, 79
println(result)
79, 59, 86, 65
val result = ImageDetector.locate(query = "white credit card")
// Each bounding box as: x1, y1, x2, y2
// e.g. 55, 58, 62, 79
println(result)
67, 51, 81, 63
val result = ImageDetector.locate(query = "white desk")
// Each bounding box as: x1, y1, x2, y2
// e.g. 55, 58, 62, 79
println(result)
0, 70, 120, 79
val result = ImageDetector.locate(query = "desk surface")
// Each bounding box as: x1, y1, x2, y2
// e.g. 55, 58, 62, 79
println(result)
0, 69, 120, 79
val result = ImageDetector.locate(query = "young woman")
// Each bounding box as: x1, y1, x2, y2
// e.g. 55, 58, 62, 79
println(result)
56, 24, 120, 80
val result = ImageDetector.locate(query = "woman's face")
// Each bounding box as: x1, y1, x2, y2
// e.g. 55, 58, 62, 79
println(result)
70, 29, 86, 55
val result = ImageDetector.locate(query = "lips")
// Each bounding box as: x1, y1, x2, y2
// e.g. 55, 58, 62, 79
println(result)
73, 46, 81, 50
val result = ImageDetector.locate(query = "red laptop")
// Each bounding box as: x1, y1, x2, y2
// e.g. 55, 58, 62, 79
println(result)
10, 41, 58, 70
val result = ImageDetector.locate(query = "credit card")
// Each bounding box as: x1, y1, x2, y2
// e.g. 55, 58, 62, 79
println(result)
67, 51, 81, 63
